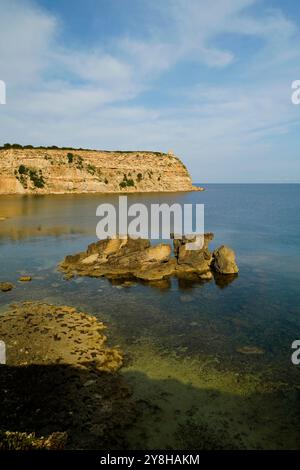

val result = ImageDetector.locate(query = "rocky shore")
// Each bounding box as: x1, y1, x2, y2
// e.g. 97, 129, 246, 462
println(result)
0, 302, 135, 449
59, 234, 238, 283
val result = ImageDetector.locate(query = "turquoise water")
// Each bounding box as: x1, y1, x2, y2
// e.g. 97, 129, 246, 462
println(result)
0, 185, 300, 448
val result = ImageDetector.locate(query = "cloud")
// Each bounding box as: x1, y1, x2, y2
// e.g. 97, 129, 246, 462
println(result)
0, 0, 300, 182
0, 0, 57, 83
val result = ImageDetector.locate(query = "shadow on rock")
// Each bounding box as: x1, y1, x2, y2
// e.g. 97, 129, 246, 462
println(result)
0, 363, 136, 450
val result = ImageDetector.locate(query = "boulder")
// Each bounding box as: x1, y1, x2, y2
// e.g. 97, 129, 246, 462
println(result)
212, 245, 238, 274
0, 282, 14, 292
173, 233, 214, 276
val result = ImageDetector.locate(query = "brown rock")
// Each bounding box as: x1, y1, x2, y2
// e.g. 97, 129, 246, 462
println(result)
212, 245, 239, 274
19, 276, 32, 282
0, 282, 14, 292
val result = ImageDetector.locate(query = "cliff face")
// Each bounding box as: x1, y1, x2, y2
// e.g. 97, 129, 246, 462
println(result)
0, 148, 196, 194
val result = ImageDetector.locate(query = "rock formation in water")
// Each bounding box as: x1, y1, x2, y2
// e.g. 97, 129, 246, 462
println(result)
212, 245, 239, 275
0, 146, 201, 194
59, 234, 238, 282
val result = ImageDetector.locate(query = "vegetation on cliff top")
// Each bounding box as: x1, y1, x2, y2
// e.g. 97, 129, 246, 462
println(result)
0, 143, 168, 156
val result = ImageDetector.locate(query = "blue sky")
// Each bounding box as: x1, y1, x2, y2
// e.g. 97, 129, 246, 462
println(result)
0, 0, 300, 182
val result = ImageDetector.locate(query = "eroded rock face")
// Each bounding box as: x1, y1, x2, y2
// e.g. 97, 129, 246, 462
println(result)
60, 237, 173, 281
60, 235, 239, 283
173, 233, 214, 279
212, 245, 239, 275
0, 148, 199, 194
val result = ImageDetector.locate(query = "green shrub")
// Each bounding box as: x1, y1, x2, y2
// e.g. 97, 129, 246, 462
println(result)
120, 174, 135, 188
67, 153, 74, 163
75, 155, 83, 169
18, 165, 27, 175
16, 165, 45, 188
87, 164, 96, 175
28, 169, 45, 188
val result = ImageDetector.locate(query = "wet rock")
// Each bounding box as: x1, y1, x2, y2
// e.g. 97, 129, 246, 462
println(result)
60, 237, 175, 281
212, 245, 239, 274
0, 282, 14, 292
174, 233, 214, 279
19, 276, 32, 282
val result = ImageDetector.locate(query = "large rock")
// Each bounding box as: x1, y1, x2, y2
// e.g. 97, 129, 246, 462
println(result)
212, 245, 239, 274
60, 237, 174, 281
173, 233, 214, 277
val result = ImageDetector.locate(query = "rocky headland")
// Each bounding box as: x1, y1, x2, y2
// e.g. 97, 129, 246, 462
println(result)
59, 234, 238, 283
0, 145, 201, 194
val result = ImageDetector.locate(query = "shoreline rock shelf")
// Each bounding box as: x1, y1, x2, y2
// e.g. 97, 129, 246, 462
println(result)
59, 234, 239, 283
0, 302, 135, 449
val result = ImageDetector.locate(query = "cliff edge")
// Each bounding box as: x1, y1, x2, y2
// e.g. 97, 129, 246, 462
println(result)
0, 147, 200, 194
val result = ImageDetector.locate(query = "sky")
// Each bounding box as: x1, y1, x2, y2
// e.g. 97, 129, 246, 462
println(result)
0, 0, 300, 183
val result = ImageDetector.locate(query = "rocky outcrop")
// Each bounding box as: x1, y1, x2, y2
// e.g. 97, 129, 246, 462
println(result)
0, 301, 122, 371
212, 245, 239, 274
0, 147, 200, 194
59, 235, 238, 283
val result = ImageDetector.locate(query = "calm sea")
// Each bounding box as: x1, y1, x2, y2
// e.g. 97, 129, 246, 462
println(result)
0, 184, 299, 448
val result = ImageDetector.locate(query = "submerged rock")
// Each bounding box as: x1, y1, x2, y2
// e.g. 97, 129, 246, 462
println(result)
0, 282, 14, 292
236, 346, 265, 355
0, 430, 67, 450
212, 245, 239, 275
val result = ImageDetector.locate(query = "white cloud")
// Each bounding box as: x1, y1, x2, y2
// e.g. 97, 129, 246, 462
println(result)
0, 0, 300, 181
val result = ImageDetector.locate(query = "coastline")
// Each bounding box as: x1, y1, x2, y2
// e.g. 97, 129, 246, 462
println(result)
0, 185, 204, 196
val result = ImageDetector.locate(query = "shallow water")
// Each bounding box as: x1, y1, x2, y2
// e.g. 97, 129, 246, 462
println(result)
0, 185, 300, 448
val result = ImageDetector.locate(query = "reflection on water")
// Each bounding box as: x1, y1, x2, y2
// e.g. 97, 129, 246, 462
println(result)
0, 185, 300, 448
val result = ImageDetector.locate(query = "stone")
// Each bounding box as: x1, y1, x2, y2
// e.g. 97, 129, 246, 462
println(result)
212, 245, 239, 274
0, 282, 14, 292
19, 276, 32, 282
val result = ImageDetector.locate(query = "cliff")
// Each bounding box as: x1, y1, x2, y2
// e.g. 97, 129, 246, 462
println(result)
0, 147, 199, 194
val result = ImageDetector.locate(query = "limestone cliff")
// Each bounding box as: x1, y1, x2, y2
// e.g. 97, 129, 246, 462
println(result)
0, 147, 199, 194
